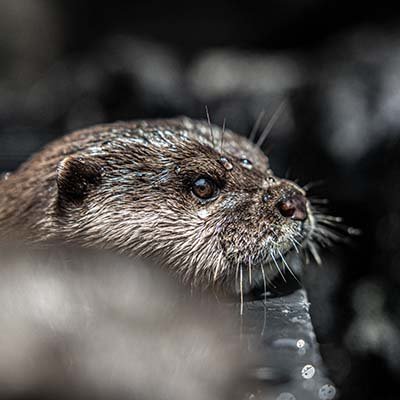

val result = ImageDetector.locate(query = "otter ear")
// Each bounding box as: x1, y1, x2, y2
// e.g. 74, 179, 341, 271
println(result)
56, 155, 103, 203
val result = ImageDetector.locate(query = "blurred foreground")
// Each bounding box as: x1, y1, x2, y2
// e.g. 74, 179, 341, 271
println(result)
0, 247, 247, 400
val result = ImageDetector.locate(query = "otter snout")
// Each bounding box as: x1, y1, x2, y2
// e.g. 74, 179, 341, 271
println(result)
276, 194, 308, 221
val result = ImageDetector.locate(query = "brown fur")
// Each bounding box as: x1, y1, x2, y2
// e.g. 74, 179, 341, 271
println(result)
0, 117, 314, 293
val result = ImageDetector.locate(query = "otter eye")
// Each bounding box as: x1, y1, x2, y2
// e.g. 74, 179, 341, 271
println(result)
192, 177, 218, 200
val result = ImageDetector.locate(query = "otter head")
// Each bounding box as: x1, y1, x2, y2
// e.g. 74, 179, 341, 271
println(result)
54, 118, 318, 294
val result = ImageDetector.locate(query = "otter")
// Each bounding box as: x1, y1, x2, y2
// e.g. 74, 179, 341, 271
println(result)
0, 117, 333, 294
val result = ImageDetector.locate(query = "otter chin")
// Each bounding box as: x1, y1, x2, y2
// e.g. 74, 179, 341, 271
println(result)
0, 117, 327, 295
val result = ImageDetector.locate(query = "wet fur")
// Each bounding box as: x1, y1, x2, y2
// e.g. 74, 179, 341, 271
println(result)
0, 117, 321, 293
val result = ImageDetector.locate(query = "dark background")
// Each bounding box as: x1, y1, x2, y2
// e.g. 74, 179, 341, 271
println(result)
1, 1, 400, 399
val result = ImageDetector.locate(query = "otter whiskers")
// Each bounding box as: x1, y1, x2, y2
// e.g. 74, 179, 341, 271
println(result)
256, 100, 288, 149
247, 99, 288, 149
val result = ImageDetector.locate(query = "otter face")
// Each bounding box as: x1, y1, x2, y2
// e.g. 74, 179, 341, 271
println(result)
55, 118, 319, 294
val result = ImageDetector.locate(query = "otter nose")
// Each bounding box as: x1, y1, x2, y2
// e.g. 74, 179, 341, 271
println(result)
276, 194, 308, 221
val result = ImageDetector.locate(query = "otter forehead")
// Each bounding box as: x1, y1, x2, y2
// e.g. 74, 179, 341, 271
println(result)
82, 117, 270, 175
79, 118, 274, 198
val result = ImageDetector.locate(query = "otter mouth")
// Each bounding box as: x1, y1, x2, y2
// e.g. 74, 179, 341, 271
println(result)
261, 219, 310, 257
234, 233, 307, 301
236, 250, 303, 302
232, 218, 315, 301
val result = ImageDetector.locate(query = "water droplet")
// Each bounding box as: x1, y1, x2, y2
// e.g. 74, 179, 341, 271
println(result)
296, 339, 305, 348
220, 157, 233, 171
1, 172, 11, 181
198, 209, 209, 219
347, 227, 361, 235
276, 393, 296, 400
262, 193, 269, 203
319, 384, 336, 400
301, 364, 315, 379
174, 165, 181, 174
240, 158, 253, 170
